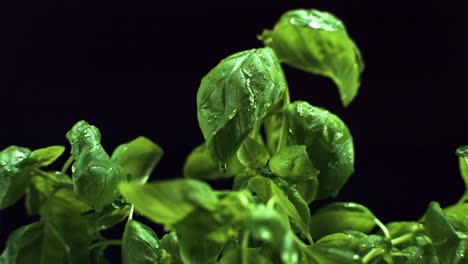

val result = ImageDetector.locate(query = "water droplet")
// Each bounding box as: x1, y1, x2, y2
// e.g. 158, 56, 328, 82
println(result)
228, 109, 237, 119
219, 163, 227, 173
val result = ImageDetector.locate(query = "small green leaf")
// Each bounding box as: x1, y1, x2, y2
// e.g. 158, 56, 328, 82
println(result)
0, 146, 37, 209
119, 179, 219, 226
445, 203, 468, 228
86, 198, 131, 234
197, 47, 286, 163
422, 202, 468, 263
309, 202, 376, 239
66, 120, 125, 210
111, 136, 163, 183
269, 145, 319, 181
160, 232, 182, 263
183, 143, 244, 180
456, 145, 468, 199
283, 101, 354, 199
237, 136, 270, 169
243, 205, 299, 264
262, 9, 364, 106
0, 222, 71, 264
122, 219, 162, 264
31, 146, 66, 167
248, 176, 311, 238
219, 248, 272, 264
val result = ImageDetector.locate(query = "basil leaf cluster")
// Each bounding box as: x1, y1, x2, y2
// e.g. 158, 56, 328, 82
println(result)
1, 7, 467, 264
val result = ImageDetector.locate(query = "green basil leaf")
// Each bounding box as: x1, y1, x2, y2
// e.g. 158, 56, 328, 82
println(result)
294, 178, 319, 205
262, 9, 363, 106
0, 146, 45, 209
244, 205, 299, 264
283, 101, 354, 199
26, 173, 89, 216
302, 246, 361, 264
422, 202, 468, 263
183, 143, 244, 180
111, 136, 163, 183
197, 47, 286, 164
248, 176, 311, 239
66, 120, 125, 210
456, 146, 468, 201
445, 203, 468, 228
269, 145, 319, 181
310, 202, 376, 240
0, 221, 71, 263
174, 210, 226, 264
86, 197, 131, 234
122, 219, 162, 264
31, 146, 66, 167
119, 179, 219, 226
160, 232, 182, 263
237, 136, 270, 169
219, 248, 272, 264
43, 191, 92, 263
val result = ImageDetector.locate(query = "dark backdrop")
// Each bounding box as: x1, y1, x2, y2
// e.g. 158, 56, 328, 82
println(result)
1, 0, 467, 259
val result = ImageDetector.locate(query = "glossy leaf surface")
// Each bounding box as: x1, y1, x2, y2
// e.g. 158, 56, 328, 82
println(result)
122, 219, 162, 264
262, 9, 364, 106
309, 202, 376, 239
197, 48, 286, 163
119, 179, 219, 226
282, 101, 354, 199
111, 136, 163, 183
66, 120, 125, 210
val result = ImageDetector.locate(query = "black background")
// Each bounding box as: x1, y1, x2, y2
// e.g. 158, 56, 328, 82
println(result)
1, 0, 467, 259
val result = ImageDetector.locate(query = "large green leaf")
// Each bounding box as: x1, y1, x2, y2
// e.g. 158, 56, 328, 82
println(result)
66, 120, 125, 210
111, 136, 163, 183
122, 219, 163, 264
0, 146, 39, 209
422, 202, 468, 263
261, 9, 364, 106
282, 101, 354, 199
119, 179, 219, 226
197, 47, 286, 164
0, 222, 71, 264
309, 202, 376, 239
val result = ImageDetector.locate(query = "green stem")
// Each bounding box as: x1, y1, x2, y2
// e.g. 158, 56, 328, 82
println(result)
61, 156, 74, 174
306, 233, 314, 245
374, 218, 390, 239
275, 89, 291, 155
88, 240, 121, 251
362, 248, 385, 264
391, 233, 414, 246
241, 231, 250, 264
128, 205, 134, 221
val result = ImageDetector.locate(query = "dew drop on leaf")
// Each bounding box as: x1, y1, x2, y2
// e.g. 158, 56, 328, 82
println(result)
219, 163, 228, 173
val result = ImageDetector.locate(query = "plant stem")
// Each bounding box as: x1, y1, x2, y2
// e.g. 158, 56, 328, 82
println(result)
241, 231, 250, 264
306, 233, 314, 245
275, 89, 291, 155
362, 248, 385, 264
88, 240, 122, 251
61, 156, 74, 174
128, 205, 134, 221
391, 233, 414, 246
374, 218, 390, 239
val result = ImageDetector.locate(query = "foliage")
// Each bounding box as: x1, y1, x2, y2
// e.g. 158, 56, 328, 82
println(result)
1, 7, 467, 264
